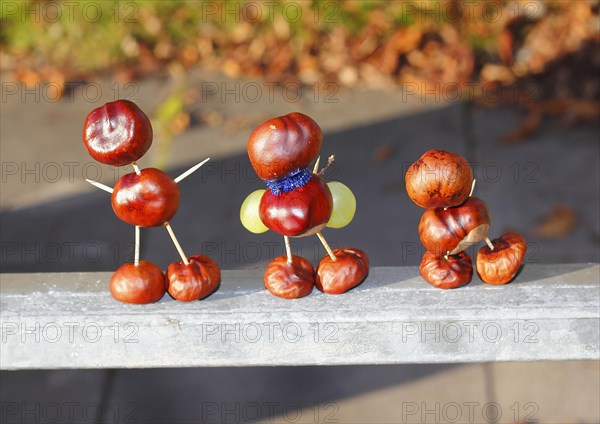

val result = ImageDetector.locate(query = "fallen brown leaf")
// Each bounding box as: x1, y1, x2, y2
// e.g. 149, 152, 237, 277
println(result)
533, 205, 577, 239
374, 144, 395, 162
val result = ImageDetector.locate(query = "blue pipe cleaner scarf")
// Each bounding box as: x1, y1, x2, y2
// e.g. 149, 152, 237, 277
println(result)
264, 168, 312, 196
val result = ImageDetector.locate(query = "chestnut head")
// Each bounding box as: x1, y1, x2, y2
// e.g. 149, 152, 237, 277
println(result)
83, 100, 153, 166
248, 112, 322, 180
405, 149, 473, 209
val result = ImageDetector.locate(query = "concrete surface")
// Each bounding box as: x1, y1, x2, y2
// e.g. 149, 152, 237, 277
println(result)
2, 264, 598, 369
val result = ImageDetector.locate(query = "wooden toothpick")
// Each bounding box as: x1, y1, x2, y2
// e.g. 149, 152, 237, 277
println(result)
312, 157, 321, 174
85, 179, 113, 194
164, 222, 190, 265
317, 155, 335, 176
132, 162, 142, 175
316, 232, 337, 261
134, 225, 140, 266
485, 237, 494, 250
469, 179, 477, 197
284, 236, 292, 263
175, 158, 210, 183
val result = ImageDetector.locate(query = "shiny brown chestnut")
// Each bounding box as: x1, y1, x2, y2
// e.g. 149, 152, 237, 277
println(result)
264, 255, 315, 299
476, 232, 526, 285
418, 196, 491, 257
111, 168, 180, 227
259, 174, 333, 237
83, 99, 153, 166
316, 248, 369, 294
405, 149, 473, 209
248, 112, 322, 180
419, 251, 473, 289
110, 260, 166, 304
167, 255, 221, 301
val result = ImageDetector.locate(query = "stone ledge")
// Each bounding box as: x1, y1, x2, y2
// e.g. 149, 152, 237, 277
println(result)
1, 264, 598, 369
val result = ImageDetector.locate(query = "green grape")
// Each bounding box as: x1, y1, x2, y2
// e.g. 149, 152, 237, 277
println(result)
327, 181, 356, 229
240, 189, 269, 234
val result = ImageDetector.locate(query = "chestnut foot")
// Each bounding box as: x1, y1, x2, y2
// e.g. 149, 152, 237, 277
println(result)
110, 260, 166, 304
167, 255, 221, 301
316, 248, 369, 294
264, 255, 315, 299
476, 232, 526, 285
420, 251, 473, 289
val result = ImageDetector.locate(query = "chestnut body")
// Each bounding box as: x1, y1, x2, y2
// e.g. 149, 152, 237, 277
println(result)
264, 255, 315, 299
110, 261, 166, 304
419, 196, 490, 256
83, 100, 153, 166
259, 175, 333, 237
476, 232, 526, 285
248, 113, 322, 180
112, 168, 180, 227
167, 255, 221, 301
405, 149, 473, 209
316, 248, 369, 294
420, 251, 473, 289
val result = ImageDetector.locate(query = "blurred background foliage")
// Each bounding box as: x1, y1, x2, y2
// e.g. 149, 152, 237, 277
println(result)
1, 0, 599, 141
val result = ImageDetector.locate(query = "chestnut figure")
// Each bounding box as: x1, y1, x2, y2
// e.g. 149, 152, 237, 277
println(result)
167, 255, 221, 301
83, 100, 153, 166
420, 251, 473, 289
316, 248, 369, 294
110, 261, 166, 304
112, 168, 180, 227
405, 149, 473, 209
264, 255, 315, 299
419, 196, 490, 257
242, 112, 369, 298
248, 112, 322, 180
476, 232, 526, 285
259, 174, 333, 237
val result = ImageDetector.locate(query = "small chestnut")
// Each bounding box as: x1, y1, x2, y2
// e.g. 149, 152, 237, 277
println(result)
476, 232, 527, 285
419, 251, 473, 289
110, 260, 166, 304
111, 168, 180, 227
264, 255, 315, 299
316, 248, 369, 294
405, 149, 473, 209
83, 99, 153, 166
247, 112, 322, 180
418, 196, 491, 257
167, 255, 221, 301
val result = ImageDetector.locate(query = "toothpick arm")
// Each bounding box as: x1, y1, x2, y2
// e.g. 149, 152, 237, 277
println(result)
175, 158, 210, 183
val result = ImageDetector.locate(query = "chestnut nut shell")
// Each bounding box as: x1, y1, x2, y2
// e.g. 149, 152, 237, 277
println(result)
111, 168, 180, 228
405, 149, 473, 209
420, 251, 473, 289
110, 260, 166, 304
476, 232, 526, 285
83, 99, 153, 166
264, 255, 315, 299
316, 248, 369, 294
167, 255, 221, 301
418, 196, 491, 257
248, 112, 322, 180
